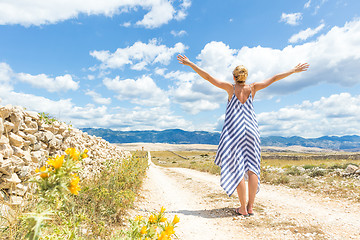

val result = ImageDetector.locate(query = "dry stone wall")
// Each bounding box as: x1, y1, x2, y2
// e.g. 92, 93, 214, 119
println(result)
0, 104, 130, 205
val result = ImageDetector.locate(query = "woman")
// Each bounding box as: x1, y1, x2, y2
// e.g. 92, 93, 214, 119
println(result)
177, 54, 309, 216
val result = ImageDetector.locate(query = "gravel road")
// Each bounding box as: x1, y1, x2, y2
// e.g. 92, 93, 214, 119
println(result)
130, 152, 360, 240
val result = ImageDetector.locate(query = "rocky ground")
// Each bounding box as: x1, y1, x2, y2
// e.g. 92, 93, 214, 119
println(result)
129, 152, 360, 240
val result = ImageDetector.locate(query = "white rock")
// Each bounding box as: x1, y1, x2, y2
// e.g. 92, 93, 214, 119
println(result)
12, 146, 25, 158
10, 112, 23, 133
0, 105, 13, 119
3, 121, 14, 133
23, 134, 36, 144
13, 183, 28, 196
3, 173, 21, 184
0, 135, 9, 145
0, 118, 3, 136
8, 132, 24, 147
24, 111, 39, 121
346, 164, 358, 174
10, 195, 23, 205
0, 204, 16, 226
0, 143, 14, 158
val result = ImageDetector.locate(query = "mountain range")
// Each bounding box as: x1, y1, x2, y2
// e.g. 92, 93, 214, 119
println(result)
81, 128, 360, 151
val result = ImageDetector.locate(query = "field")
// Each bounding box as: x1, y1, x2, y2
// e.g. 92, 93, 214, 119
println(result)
150, 150, 360, 202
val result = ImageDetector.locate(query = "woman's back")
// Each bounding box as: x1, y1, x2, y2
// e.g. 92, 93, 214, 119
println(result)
231, 84, 253, 104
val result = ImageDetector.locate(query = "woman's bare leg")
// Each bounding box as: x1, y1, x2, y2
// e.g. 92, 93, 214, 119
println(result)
236, 178, 248, 215
247, 171, 258, 214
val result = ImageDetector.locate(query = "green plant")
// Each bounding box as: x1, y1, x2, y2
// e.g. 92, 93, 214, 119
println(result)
39, 112, 57, 125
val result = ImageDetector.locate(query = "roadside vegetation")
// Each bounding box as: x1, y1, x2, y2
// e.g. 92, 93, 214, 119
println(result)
151, 151, 360, 202
1, 150, 148, 240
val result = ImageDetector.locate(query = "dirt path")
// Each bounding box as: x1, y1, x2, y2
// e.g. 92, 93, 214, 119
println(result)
130, 152, 360, 240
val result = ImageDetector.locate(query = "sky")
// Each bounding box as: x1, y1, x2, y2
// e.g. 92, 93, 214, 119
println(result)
0, 0, 360, 138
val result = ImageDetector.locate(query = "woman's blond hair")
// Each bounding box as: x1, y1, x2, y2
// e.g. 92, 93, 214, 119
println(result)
233, 65, 248, 83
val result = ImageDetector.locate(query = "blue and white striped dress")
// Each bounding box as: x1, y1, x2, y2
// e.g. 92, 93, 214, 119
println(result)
214, 85, 261, 196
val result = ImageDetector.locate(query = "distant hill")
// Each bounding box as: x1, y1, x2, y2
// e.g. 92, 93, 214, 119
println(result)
81, 128, 360, 151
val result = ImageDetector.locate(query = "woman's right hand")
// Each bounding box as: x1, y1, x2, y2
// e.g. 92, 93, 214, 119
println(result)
177, 54, 192, 66
293, 63, 310, 73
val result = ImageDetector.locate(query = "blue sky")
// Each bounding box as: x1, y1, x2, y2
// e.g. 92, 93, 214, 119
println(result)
0, 0, 360, 137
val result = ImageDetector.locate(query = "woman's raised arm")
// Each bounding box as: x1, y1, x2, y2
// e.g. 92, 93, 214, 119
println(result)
253, 63, 309, 93
177, 54, 232, 93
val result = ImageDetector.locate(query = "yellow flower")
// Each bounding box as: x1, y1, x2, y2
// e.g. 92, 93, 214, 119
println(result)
172, 215, 180, 225
158, 231, 170, 240
160, 217, 167, 222
164, 225, 175, 236
68, 174, 81, 195
148, 214, 156, 223
160, 206, 166, 213
36, 165, 50, 178
47, 155, 64, 170
65, 148, 81, 161
140, 226, 147, 235
134, 215, 143, 221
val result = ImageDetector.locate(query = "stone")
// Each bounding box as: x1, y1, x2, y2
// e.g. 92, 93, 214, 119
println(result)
23, 127, 38, 134
354, 168, 360, 175
24, 117, 32, 124
18, 166, 32, 179
12, 146, 25, 158
3, 121, 14, 133
31, 151, 45, 163
0, 166, 10, 175
48, 138, 62, 148
10, 195, 23, 205
24, 110, 39, 121
31, 142, 43, 151
12, 183, 28, 196
22, 151, 32, 164
0, 118, 3, 136
0, 203, 16, 226
0, 105, 12, 119
34, 130, 54, 143
0, 143, 14, 158
8, 132, 24, 147
23, 134, 36, 144
5, 173, 21, 184
10, 112, 23, 133
0, 135, 9, 145
345, 164, 358, 174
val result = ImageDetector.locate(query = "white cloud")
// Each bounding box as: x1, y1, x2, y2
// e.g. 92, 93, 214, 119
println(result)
90, 39, 187, 70
280, 12, 303, 25
17, 73, 79, 92
194, 19, 360, 99
289, 23, 325, 43
121, 21, 131, 27
304, 0, 311, 8
0, 62, 79, 92
85, 90, 111, 105
257, 93, 360, 137
164, 19, 360, 114
0, 85, 191, 131
87, 75, 95, 80
103, 75, 169, 107
0, 0, 191, 28
170, 30, 187, 37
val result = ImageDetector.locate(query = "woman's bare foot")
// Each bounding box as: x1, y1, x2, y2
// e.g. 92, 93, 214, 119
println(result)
235, 207, 249, 217
247, 204, 254, 215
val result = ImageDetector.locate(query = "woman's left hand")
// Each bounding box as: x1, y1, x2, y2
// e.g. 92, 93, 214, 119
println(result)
177, 54, 192, 66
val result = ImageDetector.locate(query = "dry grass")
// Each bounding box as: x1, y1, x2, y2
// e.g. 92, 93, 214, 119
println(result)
151, 150, 360, 202
151, 151, 220, 175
